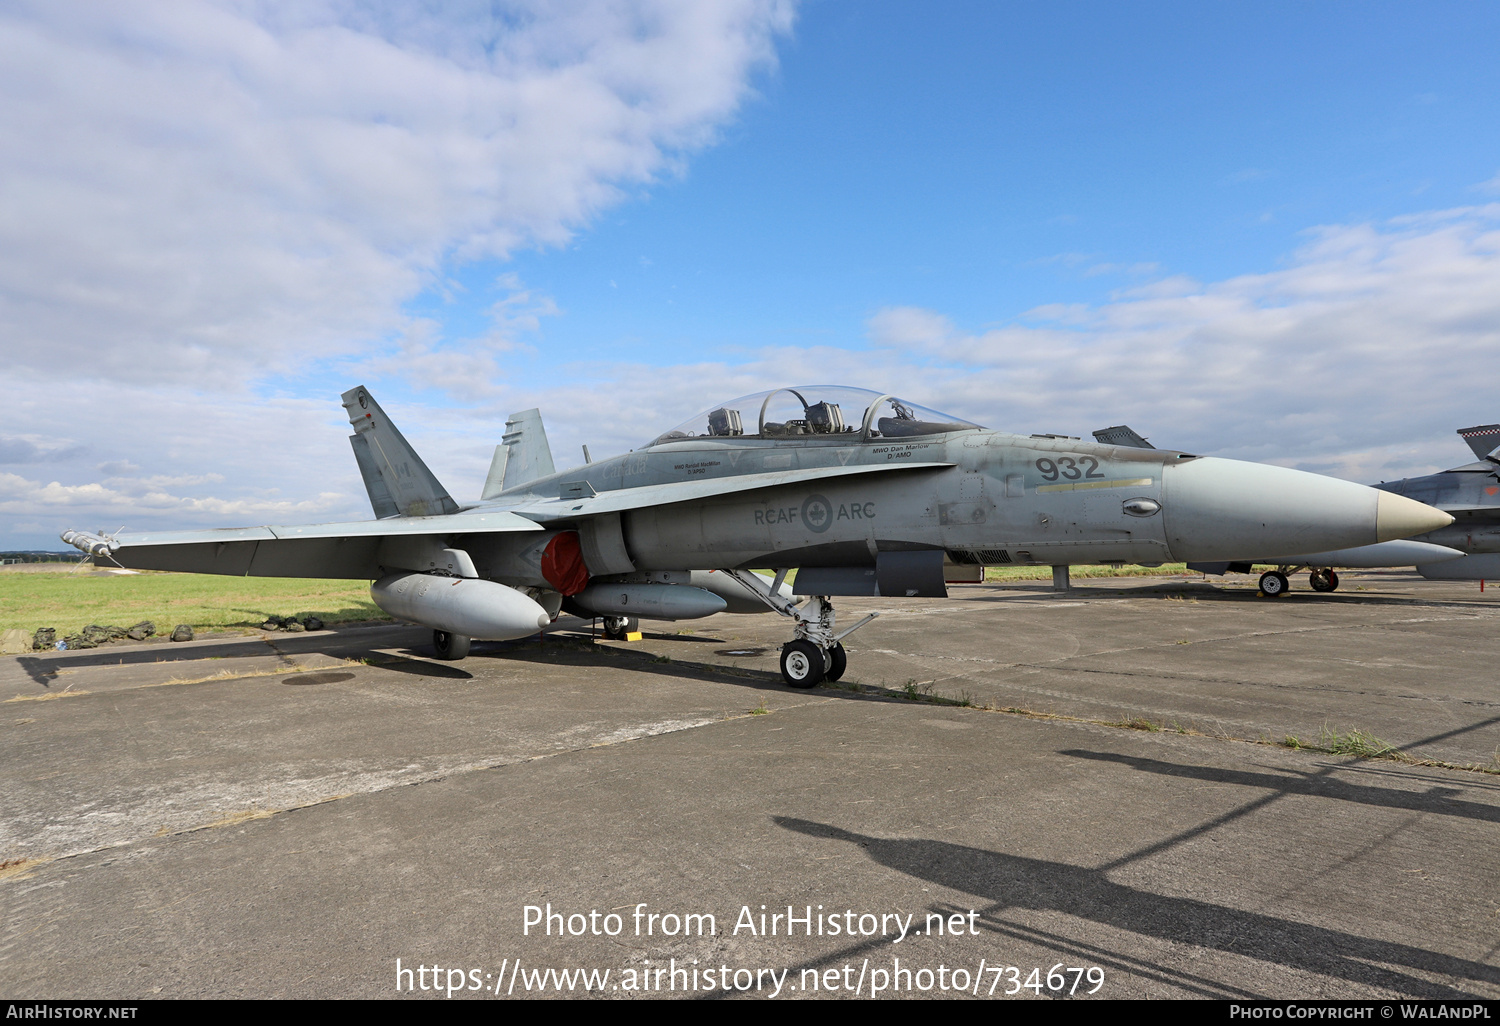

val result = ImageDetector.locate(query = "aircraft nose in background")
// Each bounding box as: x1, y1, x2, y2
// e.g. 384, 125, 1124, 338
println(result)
1375, 489, 1454, 542
1161, 457, 1451, 562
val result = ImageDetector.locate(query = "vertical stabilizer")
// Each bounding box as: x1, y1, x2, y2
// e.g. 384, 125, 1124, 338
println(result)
480, 445, 509, 500
349, 434, 401, 518
1457, 424, 1500, 462
500, 408, 556, 490
341, 386, 460, 518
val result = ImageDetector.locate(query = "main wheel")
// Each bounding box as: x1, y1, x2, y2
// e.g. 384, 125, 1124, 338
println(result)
1259, 571, 1290, 597
824, 642, 848, 682
601, 616, 639, 641
1309, 568, 1340, 592
780, 640, 826, 688
433, 629, 471, 660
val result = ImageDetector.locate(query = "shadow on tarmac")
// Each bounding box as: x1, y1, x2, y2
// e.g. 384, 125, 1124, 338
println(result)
967, 581, 1490, 609
774, 816, 1499, 998
1063, 748, 1500, 823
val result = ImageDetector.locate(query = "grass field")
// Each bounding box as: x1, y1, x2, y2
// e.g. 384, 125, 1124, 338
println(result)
984, 563, 1194, 581
0, 563, 1197, 637
0, 570, 385, 636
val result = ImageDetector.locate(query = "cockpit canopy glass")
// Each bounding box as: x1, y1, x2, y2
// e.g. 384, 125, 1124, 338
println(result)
645, 386, 983, 448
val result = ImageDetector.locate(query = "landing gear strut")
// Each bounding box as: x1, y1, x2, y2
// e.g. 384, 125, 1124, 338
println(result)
720, 570, 876, 688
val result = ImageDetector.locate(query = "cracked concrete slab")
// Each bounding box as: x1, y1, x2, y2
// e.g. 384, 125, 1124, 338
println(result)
2, 570, 1498, 999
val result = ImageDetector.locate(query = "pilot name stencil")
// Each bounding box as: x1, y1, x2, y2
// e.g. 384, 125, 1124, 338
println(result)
871, 442, 933, 460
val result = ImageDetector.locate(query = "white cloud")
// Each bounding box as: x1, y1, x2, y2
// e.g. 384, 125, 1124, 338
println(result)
0, 470, 347, 521
20, 203, 1500, 546
861, 205, 1500, 477
0, 0, 793, 387
11, 191, 1498, 548
0, 0, 794, 547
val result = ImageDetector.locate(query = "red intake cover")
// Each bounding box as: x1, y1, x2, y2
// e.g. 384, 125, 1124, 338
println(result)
540, 531, 590, 596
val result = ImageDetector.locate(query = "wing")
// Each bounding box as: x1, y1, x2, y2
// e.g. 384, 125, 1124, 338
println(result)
77, 511, 543, 579
1438, 504, 1500, 522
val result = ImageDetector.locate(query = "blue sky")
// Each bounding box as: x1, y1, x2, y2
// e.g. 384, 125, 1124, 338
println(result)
490, 2, 1500, 359
3, 1, 1499, 548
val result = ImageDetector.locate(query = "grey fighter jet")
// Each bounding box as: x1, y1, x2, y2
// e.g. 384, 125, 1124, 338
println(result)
1179, 424, 1500, 594
62, 385, 1452, 686
1377, 423, 1500, 581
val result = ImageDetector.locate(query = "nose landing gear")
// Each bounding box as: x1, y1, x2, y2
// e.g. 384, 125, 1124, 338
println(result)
1259, 565, 1341, 597
720, 570, 874, 688
1258, 570, 1290, 597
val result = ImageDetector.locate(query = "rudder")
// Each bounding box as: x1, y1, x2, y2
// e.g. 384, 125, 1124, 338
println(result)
342, 386, 459, 518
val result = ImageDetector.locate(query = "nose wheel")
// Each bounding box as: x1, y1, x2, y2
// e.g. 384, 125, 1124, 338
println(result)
780, 640, 825, 688
1259, 570, 1290, 597
824, 641, 847, 682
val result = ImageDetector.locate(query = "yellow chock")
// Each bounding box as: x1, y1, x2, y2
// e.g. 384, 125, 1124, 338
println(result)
625, 631, 643, 641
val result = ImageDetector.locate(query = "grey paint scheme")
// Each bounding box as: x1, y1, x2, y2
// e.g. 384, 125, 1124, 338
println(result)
1183, 423, 1499, 581
1376, 423, 1500, 579
83, 387, 1437, 596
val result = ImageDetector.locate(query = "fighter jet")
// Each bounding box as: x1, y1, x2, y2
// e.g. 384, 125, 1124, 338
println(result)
1175, 424, 1500, 595
1374, 423, 1500, 581
62, 385, 1452, 686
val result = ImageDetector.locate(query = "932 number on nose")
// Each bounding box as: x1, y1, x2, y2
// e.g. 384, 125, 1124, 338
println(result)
1035, 456, 1104, 482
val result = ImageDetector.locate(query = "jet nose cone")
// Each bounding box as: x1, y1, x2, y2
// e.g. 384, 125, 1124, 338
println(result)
1161, 457, 1419, 562
1375, 490, 1453, 542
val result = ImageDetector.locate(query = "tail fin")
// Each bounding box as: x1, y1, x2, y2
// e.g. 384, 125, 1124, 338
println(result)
341, 386, 459, 518
498, 408, 556, 491
1457, 424, 1500, 462
480, 445, 508, 501
1092, 425, 1155, 449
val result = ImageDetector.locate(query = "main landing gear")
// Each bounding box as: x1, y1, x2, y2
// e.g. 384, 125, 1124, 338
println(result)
1258, 566, 1340, 597
720, 570, 874, 689
600, 615, 639, 640
433, 629, 471, 660
1309, 568, 1340, 592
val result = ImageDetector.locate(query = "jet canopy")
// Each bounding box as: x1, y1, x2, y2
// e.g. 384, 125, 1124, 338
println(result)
646, 386, 983, 448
